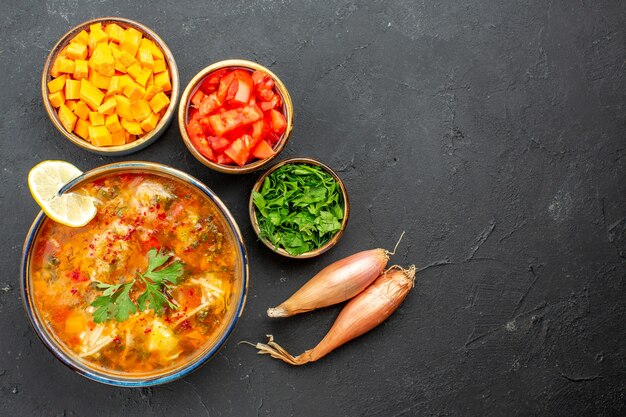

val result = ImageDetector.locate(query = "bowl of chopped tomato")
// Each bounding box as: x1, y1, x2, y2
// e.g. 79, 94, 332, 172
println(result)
178, 59, 293, 174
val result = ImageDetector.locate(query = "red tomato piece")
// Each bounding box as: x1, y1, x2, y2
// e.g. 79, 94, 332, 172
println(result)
198, 117, 214, 135
242, 133, 259, 150
268, 109, 287, 134
224, 138, 249, 167
191, 90, 205, 107
217, 71, 236, 103
188, 129, 216, 162
251, 139, 276, 160
217, 153, 235, 165
207, 104, 263, 136
231, 70, 253, 105
251, 120, 264, 140
188, 107, 201, 122
187, 119, 204, 140
260, 95, 281, 111
200, 69, 227, 94
251, 70, 266, 85
199, 93, 221, 116
208, 136, 230, 152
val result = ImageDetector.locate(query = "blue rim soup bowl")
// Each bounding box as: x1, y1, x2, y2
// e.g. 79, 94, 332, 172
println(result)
21, 161, 248, 387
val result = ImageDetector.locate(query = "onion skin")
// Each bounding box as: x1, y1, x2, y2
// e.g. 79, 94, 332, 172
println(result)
267, 249, 389, 318
256, 266, 416, 365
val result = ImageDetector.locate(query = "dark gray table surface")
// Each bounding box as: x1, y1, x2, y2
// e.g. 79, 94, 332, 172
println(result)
1, 1, 624, 416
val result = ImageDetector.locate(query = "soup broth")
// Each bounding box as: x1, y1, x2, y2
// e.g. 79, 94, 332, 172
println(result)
29, 172, 239, 375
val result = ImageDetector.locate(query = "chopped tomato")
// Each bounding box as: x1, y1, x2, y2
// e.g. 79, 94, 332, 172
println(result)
251, 120, 264, 140
231, 70, 253, 105
208, 104, 263, 136
216, 153, 234, 165
268, 109, 287, 134
224, 138, 249, 167
141, 236, 161, 252
186, 119, 204, 141
200, 69, 227, 94
191, 90, 205, 107
217, 71, 236, 103
186, 68, 288, 166
251, 140, 276, 159
242, 133, 260, 150
260, 95, 281, 111
199, 94, 221, 116
208, 136, 230, 152
251, 70, 266, 84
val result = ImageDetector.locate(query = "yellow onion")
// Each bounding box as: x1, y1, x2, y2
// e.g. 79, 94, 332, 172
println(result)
267, 233, 404, 318
255, 265, 416, 365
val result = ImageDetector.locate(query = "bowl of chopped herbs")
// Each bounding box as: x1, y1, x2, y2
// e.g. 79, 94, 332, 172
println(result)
249, 157, 349, 258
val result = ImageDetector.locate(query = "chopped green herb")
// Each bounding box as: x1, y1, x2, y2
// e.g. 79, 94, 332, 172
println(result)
253, 163, 345, 255
90, 249, 184, 323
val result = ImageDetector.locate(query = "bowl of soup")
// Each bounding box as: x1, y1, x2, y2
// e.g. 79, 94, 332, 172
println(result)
21, 161, 248, 386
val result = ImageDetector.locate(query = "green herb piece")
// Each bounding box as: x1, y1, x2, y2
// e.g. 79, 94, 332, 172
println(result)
253, 163, 345, 255
91, 282, 137, 323
90, 249, 184, 323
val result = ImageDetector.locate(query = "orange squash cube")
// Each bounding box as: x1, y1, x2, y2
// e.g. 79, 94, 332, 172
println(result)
72, 30, 90, 46
73, 60, 89, 80
65, 79, 81, 100
104, 23, 125, 43
105, 114, 123, 133
58, 104, 77, 132
140, 112, 159, 132
88, 23, 108, 50
47, 75, 67, 93
56, 57, 75, 74
89, 125, 113, 146
98, 98, 117, 115
153, 70, 171, 92
48, 91, 65, 108
89, 70, 111, 90
122, 81, 145, 101
137, 48, 154, 69
126, 62, 142, 80
79, 79, 105, 110
140, 38, 164, 60
89, 111, 105, 126
114, 95, 134, 120
135, 68, 152, 87
131, 99, 152, 121
73, 100, 90, 120
149, 92, 170, 113
110, 129, 126, 145
89, 43, 115, 76
120, 27, 142, 56
152, 59, 166, 74
121, 119, 143, 135
66, 42, 88, 60
144, 85, 163, 101
65, 100, 78, 111
74, 118, 91, 141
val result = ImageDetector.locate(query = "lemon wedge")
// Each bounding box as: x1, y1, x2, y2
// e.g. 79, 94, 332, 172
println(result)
28, 160, 97, 227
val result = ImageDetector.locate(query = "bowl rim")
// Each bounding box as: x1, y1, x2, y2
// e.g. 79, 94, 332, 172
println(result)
41, 17, 180, 156
178, 59, 294, 174
248, 157, 350, 259
20, 161, 248, 387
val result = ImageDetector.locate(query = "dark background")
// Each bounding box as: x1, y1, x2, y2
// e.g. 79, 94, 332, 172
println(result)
1, 1, 625, 416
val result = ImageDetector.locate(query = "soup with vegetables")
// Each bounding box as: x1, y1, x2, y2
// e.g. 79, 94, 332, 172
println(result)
29, 172, 240, 375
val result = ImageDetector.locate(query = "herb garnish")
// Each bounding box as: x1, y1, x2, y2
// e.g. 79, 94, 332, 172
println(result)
91, 249, 183, 323
252, 163, 345, 255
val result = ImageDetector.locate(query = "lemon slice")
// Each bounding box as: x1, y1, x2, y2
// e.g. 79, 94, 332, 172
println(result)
28, 160, 96, 227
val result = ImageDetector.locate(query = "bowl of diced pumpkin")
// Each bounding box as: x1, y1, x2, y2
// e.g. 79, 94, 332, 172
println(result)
42, 17, 179, 155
